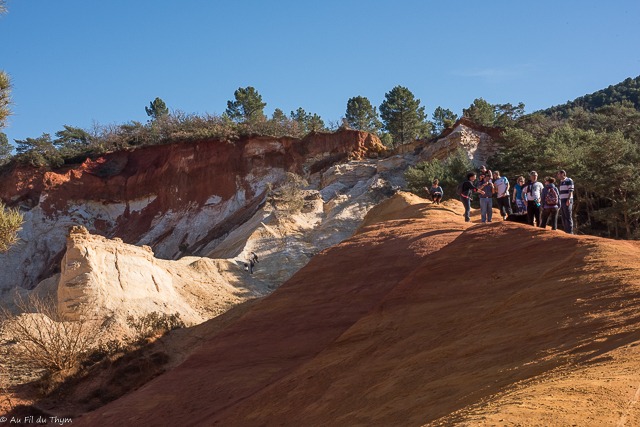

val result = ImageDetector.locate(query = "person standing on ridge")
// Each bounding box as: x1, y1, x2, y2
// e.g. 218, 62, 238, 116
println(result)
524, 171, 544, 227
557, 169, 575, 234
460, 172, 482, 223
478, 172, 495, 223
492, 170, 512, 220
512, 176, 527, 215
540, 177, 560, 230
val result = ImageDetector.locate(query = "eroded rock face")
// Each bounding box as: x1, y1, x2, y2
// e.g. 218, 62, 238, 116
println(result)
206, 158, 400, 291
418, 118, 501, 167
44, 157, 397, 330
0, 130, 386, 291
57, 226, 258, 326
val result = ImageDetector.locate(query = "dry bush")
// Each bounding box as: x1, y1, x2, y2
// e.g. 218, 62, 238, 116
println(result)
0, 293, 101, 374
268, 172, 309, 217
126, 312, 185, 343
0, 202, 23, 253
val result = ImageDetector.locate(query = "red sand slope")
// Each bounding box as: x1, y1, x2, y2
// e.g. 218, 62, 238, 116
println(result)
76, 194, 640, 426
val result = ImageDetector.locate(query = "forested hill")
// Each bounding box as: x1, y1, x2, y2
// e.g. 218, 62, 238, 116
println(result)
541, 75, 640, 116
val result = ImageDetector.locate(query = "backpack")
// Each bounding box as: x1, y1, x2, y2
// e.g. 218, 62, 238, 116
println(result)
545, 187, 558, 206
456, 182, 465, 198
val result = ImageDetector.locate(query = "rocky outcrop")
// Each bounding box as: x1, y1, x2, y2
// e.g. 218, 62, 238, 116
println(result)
204, 159, 398, 290
418, 117, 501, 166
0, 130, 386, 291
6, 156, 398, 332
56, 225, 258, 327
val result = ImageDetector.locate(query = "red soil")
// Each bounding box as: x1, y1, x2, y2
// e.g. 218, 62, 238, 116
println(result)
70, 194, 640, 426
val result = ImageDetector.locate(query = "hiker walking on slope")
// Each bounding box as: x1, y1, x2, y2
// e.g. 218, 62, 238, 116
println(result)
524, 171, 544, 227
557, 169, 575, 234
245, 252, 259, 274
539, 177, 560, 230
459, 172, 482, 223
478, 172, 495, 223
492, 170, 512, 220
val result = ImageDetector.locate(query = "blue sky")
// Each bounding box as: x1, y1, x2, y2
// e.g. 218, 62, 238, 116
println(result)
1, 0, 639, 144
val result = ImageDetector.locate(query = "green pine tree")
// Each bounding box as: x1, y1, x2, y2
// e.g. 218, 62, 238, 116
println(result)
0, 132, 11, 165
0, 71, 10, 129
379, 86, 428, 146
14, 133, 63, 168
431, 106, 458, 135
462, 98, 496, 127
145, 97, 169, 120
226, 86, 267, 123
345, 96, 382, 133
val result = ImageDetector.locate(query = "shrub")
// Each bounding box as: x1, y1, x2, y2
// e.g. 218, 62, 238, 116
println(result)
405, 148, 474, 199
268, 172, 309, 217
0, 202, 23, 253
126, 312, 185, 342
0, 293, 101, 373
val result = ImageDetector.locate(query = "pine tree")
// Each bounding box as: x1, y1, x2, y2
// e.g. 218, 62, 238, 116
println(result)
379, 86, 428, 146
54, 125, 94, 158
226, 86, 267, 123
345, 96, 382, 133
0, 132, 11, 165
462, 98, 496, 127
14, 133, 63, 168
145, 97, 169, 120
307, 113, 325, 133
271, 108, 287, 124
0, 71, 10, 129
431, 106, 458, 135
494, 102, 525, 127
290, 107, 325, 135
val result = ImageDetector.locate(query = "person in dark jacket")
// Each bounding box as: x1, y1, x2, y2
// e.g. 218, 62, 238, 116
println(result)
428, 179, 444, 204
460, 172, 481, 223
540, 177, 560, 230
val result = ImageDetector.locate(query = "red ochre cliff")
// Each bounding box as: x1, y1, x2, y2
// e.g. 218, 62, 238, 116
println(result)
0, 130, 386, 289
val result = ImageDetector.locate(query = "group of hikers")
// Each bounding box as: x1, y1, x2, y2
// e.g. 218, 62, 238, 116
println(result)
427, 165, 575, 234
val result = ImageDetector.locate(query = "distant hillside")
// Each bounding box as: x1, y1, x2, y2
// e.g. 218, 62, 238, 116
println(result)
542, 75, 640, 116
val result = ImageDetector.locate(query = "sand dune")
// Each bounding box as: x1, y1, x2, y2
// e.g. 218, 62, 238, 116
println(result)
76, 194, 640, 426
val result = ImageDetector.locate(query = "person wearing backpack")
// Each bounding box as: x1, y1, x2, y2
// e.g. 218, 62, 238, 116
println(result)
539, 177, 560, 230
459, 172, 482, 222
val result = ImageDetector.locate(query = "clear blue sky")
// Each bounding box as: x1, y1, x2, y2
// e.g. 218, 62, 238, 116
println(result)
1, 0, 639, 144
